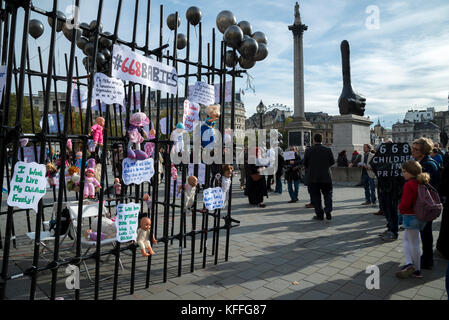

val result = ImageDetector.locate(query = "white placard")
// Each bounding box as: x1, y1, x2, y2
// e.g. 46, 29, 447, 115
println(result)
159, 117, 174, 135
203, 187, 225, 210
7, 161, 47, 212
0, 64, 6, 103
188, 163, 206, 185
111, 44, 178, 95
189, 81, 232, 104
71, 86, 88, 109
182, 99, 200, 132
115, 202, 140, 243
189, 81, 215, 106
283, 151, 295, 160
93, 72, 125, 106
122, 158, 155, 185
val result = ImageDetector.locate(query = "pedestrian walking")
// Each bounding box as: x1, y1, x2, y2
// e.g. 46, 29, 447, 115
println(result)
396, 160, 429, 279
304, 134, 335, 220
274, 146, 284, 194
358, 144, 377, 206
412, 137, 439, 270
284, 146, 301, 203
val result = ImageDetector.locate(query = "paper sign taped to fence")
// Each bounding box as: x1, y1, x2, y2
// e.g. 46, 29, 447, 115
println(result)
111, 44, 178, 95
93, 72, 125, 106
115, 202, 140, 243
283, 151, 295, 160
7, 161, 47, 212
189, 81, 215, 106
122, 158, 155, 185
188, 163, 206, 185
203, 187, 225, 210
183, 100, 200, 132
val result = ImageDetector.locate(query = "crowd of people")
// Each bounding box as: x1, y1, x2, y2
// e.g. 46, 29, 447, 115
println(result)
239, 133, 449, 281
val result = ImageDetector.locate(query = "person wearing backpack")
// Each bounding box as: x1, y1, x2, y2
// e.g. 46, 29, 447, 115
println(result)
411, 137, 440, 269
396, 160, 430, 278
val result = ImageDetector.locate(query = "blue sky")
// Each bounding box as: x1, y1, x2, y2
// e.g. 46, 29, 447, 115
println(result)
19, 0, 449, 128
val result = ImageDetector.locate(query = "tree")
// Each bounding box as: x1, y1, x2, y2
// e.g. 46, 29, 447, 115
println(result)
6, 94, 41, 134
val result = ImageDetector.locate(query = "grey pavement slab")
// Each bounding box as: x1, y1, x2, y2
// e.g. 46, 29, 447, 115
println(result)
1, 181, 447, 300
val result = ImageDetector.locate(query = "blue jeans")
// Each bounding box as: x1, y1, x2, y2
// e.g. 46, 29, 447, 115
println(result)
287, 179, 300, 201
362, 173, 376, 203
275, 176, 282, 193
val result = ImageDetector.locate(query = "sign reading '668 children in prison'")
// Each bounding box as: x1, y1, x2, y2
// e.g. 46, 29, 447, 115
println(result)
93, 72, 125, 106
111, 44, 178, 95
7, 161, 47, 212
115, 203, 140, 243
122, 158, 155, 185
203, 187, 225, 210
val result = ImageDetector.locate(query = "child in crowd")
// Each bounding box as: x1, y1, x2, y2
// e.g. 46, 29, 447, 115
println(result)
396, 160, 429, 279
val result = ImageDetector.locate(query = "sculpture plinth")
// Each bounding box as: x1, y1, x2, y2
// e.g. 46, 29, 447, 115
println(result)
331, 114, 372, 157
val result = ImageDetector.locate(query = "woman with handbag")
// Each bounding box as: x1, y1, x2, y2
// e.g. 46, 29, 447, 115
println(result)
244, 147, 268, 207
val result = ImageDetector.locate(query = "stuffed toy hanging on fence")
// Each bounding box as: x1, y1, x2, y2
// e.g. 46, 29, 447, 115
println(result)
127, 112, 150, 161
170, 123, 185, 153
171, 163, 178, 180
200, 104, 220, 149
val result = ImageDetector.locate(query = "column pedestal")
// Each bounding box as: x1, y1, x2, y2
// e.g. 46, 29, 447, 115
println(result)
330, 114, 372, 158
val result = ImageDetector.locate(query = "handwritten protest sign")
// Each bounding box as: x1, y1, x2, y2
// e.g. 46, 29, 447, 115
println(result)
93, 72, 125, 106
370, 143, 413, 178
112, 44, 178, 95
182, 100, 200, 132
188, 163, 206, 185
189, 81, 215, 106
7, 161, 47, 212
122, 158, 155, 185
203, 187, 225, 210
189, 81, 232, 104
283, 151, 295, 160
115, 202, 140, 243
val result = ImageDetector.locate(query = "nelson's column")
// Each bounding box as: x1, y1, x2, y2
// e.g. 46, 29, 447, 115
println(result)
286, 2, 314, 151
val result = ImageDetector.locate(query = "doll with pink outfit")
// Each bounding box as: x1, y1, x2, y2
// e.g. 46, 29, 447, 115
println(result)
127, 112, 149, 161
84, 168, 101, 199
91, 117, 105, 147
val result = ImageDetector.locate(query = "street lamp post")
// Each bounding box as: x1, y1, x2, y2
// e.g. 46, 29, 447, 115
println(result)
257, 100, 266, 129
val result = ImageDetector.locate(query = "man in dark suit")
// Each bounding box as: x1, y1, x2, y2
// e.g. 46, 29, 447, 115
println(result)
304, 133, 335, 220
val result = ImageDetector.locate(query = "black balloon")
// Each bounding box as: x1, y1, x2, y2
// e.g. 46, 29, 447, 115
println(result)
76, 36, 88, 50
252, 31, 267, 45
83, 41, 94, 57
101, 48, 111, 60
89, 20, 103, 33
254, 43, 268, 61
96, 52, 106, 65
80, 22, 90, 37
62, 23, 80, 42
82, 56, 90, 71
216, 10, 236, 34
29, 19, 44, 39
100, 32, 113, 49
223, 25, 243, 49
167, 13, 180, 31
48, 11, 66, 32
186, 6, 202, 26
237, 21, 252, 36
225, 50, 238, 68
177, 33, 187, 50
238, 37, 258, 59
239, 55, 255, 69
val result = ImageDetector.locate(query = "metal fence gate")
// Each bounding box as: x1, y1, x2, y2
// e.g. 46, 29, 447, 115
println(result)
0, 0, 243, 300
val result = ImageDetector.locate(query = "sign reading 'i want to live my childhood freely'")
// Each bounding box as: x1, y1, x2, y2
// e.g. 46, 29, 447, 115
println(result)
115, 203, 140, 243
7, 161, 47, 212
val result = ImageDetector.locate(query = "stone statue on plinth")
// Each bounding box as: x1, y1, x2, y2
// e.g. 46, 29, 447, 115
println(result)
338, 40, 366, 116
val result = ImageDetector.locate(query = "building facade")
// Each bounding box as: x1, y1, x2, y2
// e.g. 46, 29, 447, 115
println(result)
404, 107, 435, 123
245, 104, 292, 130
304, 112, 333, 146
32, 91, 67, 113
392, 121, 440, 143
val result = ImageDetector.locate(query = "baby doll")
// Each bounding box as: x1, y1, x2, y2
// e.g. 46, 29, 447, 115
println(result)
171, 163, 178, 180
67, 166, 80, 192
221, 164, 234, 203
91, 116, 105, 147
177, 175, 198, 210
170, 123, 185, 153
84, 229, 106, 241
144, 127, 156, 158
136, 217, 157, 256
83, 168, 101, 199
113, 178, 121, 196
200, 104, 220, 149
75, 151, 83, 171
143, 193, 152, 207
127, 112, 150, 161
46, 162, 58, 187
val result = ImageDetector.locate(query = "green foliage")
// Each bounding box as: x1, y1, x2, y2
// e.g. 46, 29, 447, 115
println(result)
6, 94, 41, 134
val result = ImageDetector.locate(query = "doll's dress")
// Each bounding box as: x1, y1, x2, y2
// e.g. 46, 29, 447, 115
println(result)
200, 118, 216, 149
